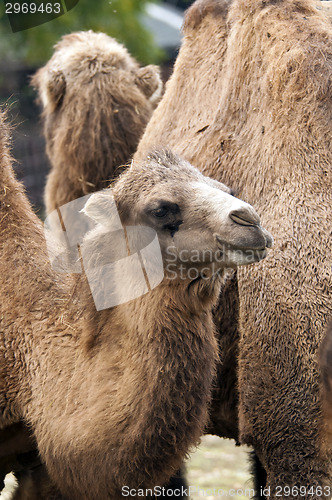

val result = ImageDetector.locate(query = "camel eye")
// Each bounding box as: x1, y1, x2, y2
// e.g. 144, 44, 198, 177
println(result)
152, 206, 169, 218
147, 201, 180, 219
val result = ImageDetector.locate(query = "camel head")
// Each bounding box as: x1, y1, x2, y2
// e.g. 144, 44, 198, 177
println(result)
32, 30, 162, 115
83, 150, 273, 286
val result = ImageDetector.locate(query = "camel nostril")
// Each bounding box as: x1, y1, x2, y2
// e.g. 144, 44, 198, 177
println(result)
229, 208, 260, 227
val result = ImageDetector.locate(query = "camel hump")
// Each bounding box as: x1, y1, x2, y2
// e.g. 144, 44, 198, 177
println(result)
184, 0, 329, 33
183, 0, 231, 31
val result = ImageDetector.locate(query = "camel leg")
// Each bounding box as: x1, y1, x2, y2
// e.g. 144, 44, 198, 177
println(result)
208, 274, 269, 493
12, 466, 65, 500
158, 468, 188, 499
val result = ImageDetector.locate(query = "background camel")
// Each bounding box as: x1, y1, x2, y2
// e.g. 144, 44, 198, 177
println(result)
321, 322, 332, 436
32, 30, 162, 214
0, 108, 272, 499
136, 0, 332, 496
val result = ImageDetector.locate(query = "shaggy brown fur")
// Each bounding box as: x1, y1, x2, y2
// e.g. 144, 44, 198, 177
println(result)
137, 0, 332, 495
27, 29, 164, 499
16, 31, 161, 499
184, 0, 228, 29
321, 322, 332, 437
0, 110, 272, 498
31, 31, 162, 214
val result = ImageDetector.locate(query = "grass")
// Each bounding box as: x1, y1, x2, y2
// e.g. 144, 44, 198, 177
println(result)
0, 475, 16, 500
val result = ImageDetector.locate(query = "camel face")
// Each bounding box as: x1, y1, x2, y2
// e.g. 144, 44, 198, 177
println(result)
84, 150, 273, 283
137, 182, 273, 274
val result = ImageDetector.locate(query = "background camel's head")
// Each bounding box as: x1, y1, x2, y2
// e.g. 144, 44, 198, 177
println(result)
31, 31, 162, 184
83, 150, 273, 284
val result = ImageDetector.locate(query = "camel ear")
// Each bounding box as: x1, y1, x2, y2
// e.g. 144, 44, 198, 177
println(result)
32, 68, 66, 112
82, 191, 121, 228
135, 65, 163, 102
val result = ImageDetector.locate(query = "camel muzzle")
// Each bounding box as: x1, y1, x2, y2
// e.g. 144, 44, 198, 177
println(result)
229, 208, 273, 250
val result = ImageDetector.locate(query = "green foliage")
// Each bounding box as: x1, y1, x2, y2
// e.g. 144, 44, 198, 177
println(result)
0, 0, 164, 66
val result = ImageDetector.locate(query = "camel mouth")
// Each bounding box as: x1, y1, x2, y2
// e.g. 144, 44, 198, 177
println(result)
215, 234, 268, 253
231, 246, 268, 263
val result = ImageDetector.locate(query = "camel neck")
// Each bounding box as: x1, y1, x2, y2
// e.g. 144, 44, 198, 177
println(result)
33, 278, 220, 499
103, 282, 220, 491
